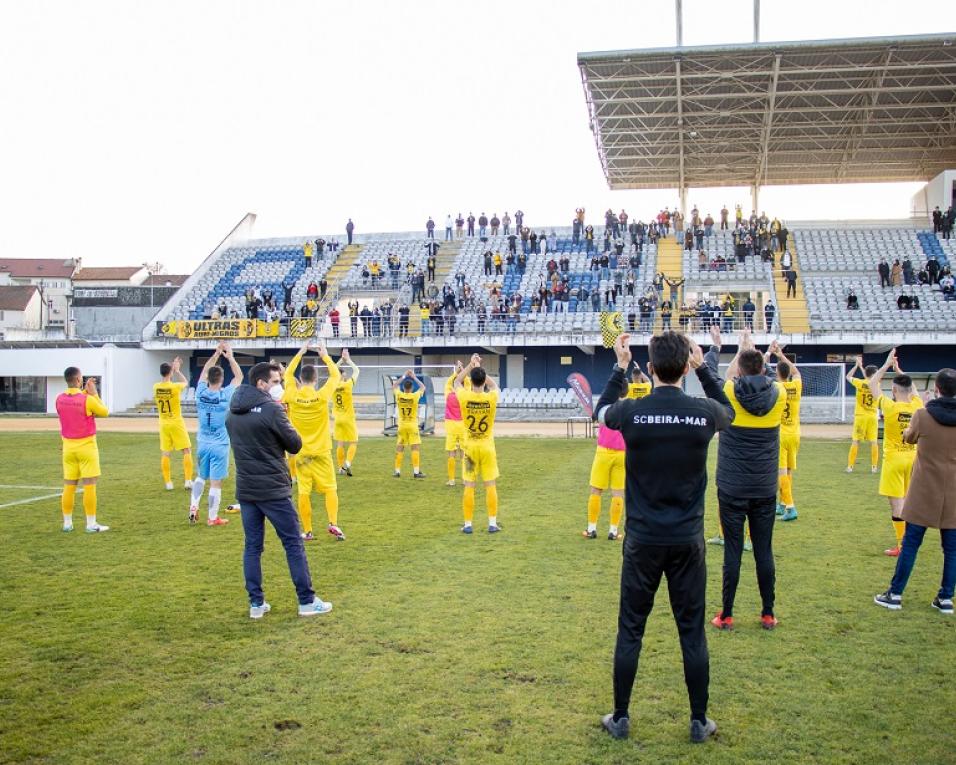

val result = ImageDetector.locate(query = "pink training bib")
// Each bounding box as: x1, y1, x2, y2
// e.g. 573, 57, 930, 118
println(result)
445, 390, 462, 421
597, 424, 625, 451
56, 391, 96, 439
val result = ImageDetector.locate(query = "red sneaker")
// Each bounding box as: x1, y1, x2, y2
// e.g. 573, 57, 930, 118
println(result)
710, 613, 733, 631
207, 517, 229, 526
884, 546, 901, 557
761, 614, 779, 630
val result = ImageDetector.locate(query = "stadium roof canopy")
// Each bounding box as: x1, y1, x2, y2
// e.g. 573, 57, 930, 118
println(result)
577, 33, 956, 191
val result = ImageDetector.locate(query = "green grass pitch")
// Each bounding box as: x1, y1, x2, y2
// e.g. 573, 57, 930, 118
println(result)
1, 432, 954, 764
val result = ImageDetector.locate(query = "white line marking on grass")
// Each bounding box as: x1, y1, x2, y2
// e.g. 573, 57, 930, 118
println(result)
0, 484, 64, 491
0, 492, 65, 508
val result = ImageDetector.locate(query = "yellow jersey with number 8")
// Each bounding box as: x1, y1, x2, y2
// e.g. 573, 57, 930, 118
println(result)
332, 379, 355, 419
457, 389, 498, 441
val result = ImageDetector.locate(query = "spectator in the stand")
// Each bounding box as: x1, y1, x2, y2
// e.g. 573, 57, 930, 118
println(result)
625, 270, 636, 297
301, 298, 318, 318
573, 217, 583, 246
507, 231, 518, 255
381, 301, 393, 336
446, 303, 457, 335
912, 295, 921, 310
897, 294, 913, 310
942, 207, 954, 240
878, 258, 891, 288
359, 305, 373, 336
626, 306, 637, 331
494, 251, 503, 276
397, 304, 410, 337
246, 289, 263, 320
346, 218, 354, 245
721, 299, 734, 332
584, 224, 595, 253
445, 215, 453, 241
219, 299, 228, 318
517, 251, 527, 275
684, 228, 694, 251
515, 209, 524, 231
305, 281, 318, 300
698, 249, 708, 271
478, 213, 488, 239
329, 307, 340, 337
361, 265, 370, 287
927, 256, 941, 286
411, 271, 425, 303
490, 213, 500, 236
483, 250, 493, 276
940, 271, 955, 298
467, 212, 476, 237
591, 288, 600, 312
426, 217, 435, 239
932, 206, 943, 232
419, 302, 431, 335
502, 212, 512, 235
476, 303, 487, 333
764, 300, 776, 331
520, 226, 531, 254
847, 289, 859, 310
742, 296, 756, 329
348, 300, 359, 337
455, 213, 464, 239
283, 302, 295, 323
891, 259, 903, 287
779, 247, 792, 274
660, 300, 672, 329
666, 276, 685, 304
530, 229, 539, 254
541, 231, 550, 255
638, 296, 651, 332
695, 226, 704, 250
304, 240, 313, 269
918, 267, 930, 285
902, 258, 915, 286
427, 253, 437, 282
315, 238, 326, 258
785, 268, 798, 298
281, 280, 295, 307
559, 254, 570, 273
720, 205, 729, 230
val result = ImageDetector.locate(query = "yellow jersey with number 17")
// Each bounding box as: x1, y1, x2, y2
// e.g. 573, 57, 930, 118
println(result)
780, 379, 802, 436
851, 378, 878, 418
879, 395, 922, 456
154, 381, 186, 421
395, 389, 423, 427
627, 382, 652, 400
457, 388, 498, 441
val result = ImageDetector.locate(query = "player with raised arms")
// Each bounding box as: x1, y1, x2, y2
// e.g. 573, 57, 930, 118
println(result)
627, 363, 652, 399
393, 370, 426, 479
869, 349, 923, 557
190, 341, 242, 526
55, 367, 110, 533
154, 356, 193, 491
455, 353, 501, 534
584, 382, 626, 540
283, 339, 345, 541
333, 349, 360, 477
768, 341, 801, 522
845, 356, 880, 473
444, 360, 465, 486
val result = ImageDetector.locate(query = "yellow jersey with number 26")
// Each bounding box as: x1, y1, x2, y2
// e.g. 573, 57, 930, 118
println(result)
457, 389, 498, 441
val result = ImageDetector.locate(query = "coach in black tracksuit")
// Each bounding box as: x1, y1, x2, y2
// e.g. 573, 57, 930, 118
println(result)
595, 331, 734, 744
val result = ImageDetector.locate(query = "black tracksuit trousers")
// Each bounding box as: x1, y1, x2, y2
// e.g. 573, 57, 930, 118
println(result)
718, 491, 777, 618
613, 537, 709, 720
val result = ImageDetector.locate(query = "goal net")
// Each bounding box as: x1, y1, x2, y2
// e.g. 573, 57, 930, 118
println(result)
770, 362, 847, 423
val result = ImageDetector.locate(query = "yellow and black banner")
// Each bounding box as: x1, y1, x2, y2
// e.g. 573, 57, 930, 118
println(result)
162, 319, 260, 339
289, 318, 316, 339
599, 311, 623, 348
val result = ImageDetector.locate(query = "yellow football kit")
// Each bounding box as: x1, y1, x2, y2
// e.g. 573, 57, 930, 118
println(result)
589, 447, 625, 491
154, 381, 190, 451
878, 395, 922, 498
395, 388, 424, 445
778, 379, 802, 470
458, 388, 499, 482
332, 378, 358, 442
61, 389, 109, 480
627, 382, 652, 400
850, 378, 878, 441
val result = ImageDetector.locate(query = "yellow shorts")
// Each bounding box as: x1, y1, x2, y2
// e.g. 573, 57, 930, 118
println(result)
589, 447, 625, 491
463, 440, 499, 483
159, 420, 191, 452
396, 425, 421, 446
852, 416, 878, 442
62, 442, 101, 480
295, 453, 337, 495
879, 454, 915, 499
333, 417, 358, 443
779, 434, 800, 470
444, 419, 464, 452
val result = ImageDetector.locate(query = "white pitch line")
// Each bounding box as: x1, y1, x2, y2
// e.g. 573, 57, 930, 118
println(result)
0, 484, 64, 491
0, 492, 65, 509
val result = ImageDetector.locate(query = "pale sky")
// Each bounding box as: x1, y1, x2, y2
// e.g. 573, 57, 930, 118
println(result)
0, 0, 950, 274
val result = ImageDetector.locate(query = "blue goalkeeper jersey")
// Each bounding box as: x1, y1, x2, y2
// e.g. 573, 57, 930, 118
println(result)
196, 382, 235, 447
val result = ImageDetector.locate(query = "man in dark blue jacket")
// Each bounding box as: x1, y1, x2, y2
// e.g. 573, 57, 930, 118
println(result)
226, 361, 333, 620
595, 330, 733, 745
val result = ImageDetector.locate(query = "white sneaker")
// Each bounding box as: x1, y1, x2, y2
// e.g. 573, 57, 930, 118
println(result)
446, 480, 456, 486
298, 598, 333, 617
184, 480, 193, 490
85, 523, 109, 533
871, 465, 879, 474
249, 602, 272, 619
165, 482, 174, 491
62, 524, 74, 533
845, 466, 853, 473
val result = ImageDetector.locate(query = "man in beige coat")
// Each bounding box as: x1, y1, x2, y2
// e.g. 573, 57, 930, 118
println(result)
874, 368, 956, 615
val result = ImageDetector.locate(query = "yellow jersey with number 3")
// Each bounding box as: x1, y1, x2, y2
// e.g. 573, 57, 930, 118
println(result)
878, 395, 922, 456
395, 389, 423, 427
851, 378, 877, 418
154, 381, 186, 421
457, 388, 498, 441
780, 379, 802, 436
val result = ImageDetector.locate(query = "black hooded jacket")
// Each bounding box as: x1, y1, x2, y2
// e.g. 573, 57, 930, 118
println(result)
225, 384, 302, 503
705, 347, 785, 499
926, 396, 956, 426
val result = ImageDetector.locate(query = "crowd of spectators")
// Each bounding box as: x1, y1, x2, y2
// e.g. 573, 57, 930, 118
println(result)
877, 255, 952, 293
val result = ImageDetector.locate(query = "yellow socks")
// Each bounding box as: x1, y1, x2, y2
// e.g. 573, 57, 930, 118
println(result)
288, 455, 297, 479
183, 453, 193, 482
587, 494, 601, 527
847, 443, 859, 469
325, 491, 339, 526
871, 443, 879, 469
779, 474, 794, 507
161, 455, 171, 484
486, 485, 499, 520
394, 452, 403, 472
463, 486, 475, 523
893, 520, 905, 548
447, 457, 457, 482
609, 496, 624, 529
60, 483, 76, 525
298, 494, 313, 534
346, 444, 357, 465
411, 451, 421, 473
336, 446, 345, 469
82, 484, 97, 518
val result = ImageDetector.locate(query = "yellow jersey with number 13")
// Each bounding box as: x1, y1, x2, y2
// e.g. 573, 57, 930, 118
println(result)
457, 389, 498, 441
851, 378, 878, 418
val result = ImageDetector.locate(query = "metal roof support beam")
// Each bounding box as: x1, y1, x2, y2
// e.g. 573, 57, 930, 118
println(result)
756, 54, 782, 188
838, 46, 895, 179
675, 56, 685, 212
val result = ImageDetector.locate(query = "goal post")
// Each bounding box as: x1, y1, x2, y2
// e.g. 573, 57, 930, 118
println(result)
774, 362, 847, 423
